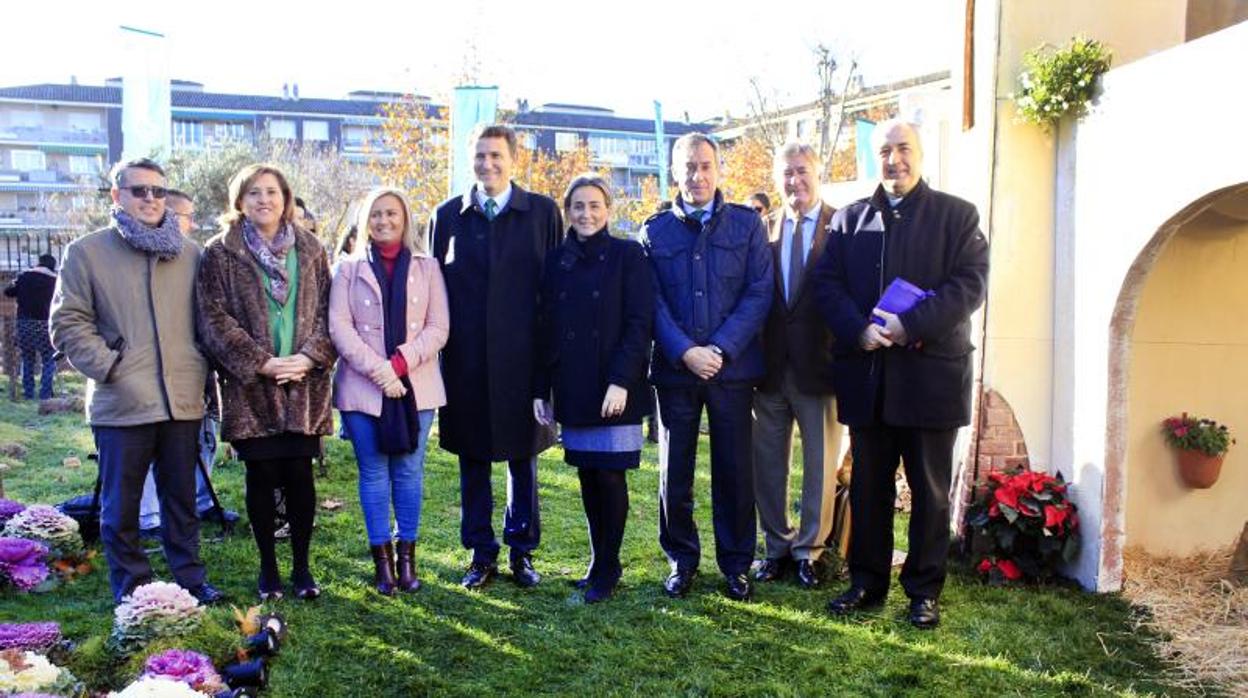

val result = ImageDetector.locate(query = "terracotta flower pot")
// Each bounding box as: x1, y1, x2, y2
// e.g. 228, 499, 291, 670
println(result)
1176, 449, 1224, 489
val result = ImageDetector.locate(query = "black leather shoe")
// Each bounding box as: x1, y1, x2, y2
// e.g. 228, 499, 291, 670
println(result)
663, 568, 698, 598
724, 574, 753, 602
752, 557, 791, 583
826, 585, 886, 616
908, 597, 940, 629
188, 582, 225, 606
510, 556, 541, 588
584, 583, 615, 604
461, 561, 498, 590
796, 560, 821, 589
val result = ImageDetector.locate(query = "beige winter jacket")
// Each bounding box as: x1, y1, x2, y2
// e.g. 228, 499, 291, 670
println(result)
50, 225, 208, 426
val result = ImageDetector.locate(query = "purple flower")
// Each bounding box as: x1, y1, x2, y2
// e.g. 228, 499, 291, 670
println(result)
0, 537, 49, 591
0, 499, 24, 525
0, 623, 61, 652
141, 648, 224, 693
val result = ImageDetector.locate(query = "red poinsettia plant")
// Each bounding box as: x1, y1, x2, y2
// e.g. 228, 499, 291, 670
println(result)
966, 469, 1080, 584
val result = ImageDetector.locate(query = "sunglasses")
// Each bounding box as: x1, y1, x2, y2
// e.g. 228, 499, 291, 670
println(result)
125, 185, 168, 199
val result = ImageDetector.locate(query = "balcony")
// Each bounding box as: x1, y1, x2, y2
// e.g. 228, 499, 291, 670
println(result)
0, 126, 108, 147
0, 168, 97, 188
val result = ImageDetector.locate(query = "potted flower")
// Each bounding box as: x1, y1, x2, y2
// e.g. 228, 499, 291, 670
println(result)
1162, 413, 1235, 488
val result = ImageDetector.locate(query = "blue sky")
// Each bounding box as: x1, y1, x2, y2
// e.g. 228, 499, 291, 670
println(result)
5, 0, 957, 120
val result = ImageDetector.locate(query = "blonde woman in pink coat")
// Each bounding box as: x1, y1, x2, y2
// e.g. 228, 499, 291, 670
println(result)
329, 187, 448, 596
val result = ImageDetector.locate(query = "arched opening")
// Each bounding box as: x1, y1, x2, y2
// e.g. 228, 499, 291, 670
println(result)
1106, 182, 1248, 568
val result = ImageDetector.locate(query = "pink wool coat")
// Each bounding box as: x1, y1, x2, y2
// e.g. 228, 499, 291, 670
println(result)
328, 253, 449, 415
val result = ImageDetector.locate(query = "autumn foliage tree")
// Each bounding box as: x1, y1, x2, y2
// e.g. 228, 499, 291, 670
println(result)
371, 97, 450, 231
718, 131, 777, 209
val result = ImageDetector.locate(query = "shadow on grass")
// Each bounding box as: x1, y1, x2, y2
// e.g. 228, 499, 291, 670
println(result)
0, 390, 1187, 697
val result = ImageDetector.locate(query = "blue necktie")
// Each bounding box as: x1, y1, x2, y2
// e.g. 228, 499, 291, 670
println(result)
484, 198, 498, 221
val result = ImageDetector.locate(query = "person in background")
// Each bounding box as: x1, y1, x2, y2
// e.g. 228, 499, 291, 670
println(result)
330, 187, 449, 596
534, 174, 654, 603
50, 157, 221, 605
294, 196, 317, 234
5, 253, 58, 400
137, 189, 235, 538
197, 164, 336, 601
747, 192, 771, 220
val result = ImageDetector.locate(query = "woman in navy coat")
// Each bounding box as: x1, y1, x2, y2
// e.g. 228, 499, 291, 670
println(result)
534, 173, 654, 603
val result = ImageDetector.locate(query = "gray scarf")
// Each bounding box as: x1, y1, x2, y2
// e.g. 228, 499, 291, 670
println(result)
242, 217, 296, 306
111, 206, 183, 260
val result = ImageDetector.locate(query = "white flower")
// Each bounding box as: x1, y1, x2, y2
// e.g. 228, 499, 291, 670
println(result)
109, 676, 203, 698
0, 650, 62, 692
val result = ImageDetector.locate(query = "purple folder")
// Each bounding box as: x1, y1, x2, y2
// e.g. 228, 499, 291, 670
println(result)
871, 277, 934, 326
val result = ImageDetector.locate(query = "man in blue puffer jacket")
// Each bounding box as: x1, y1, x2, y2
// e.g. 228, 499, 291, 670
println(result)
642, 133, 773, 602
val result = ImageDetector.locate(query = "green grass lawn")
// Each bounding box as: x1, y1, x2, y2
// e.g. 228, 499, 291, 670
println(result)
0, 378, 1184, 697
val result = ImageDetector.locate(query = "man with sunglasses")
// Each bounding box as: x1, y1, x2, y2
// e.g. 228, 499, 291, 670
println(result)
51, 158, 223, 605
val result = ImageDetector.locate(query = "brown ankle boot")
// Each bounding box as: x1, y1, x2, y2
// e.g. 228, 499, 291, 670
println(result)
396, 540, 421, 592
370, 542, 397, 596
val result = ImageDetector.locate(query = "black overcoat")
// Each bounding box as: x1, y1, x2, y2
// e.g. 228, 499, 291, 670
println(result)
534, 230, 654, 427
811, 180, 989, 429
429, 183, 563, 460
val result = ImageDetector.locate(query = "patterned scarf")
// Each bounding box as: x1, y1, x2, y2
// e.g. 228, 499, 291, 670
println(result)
241, 217, 296, 306
111, 206, 183, 260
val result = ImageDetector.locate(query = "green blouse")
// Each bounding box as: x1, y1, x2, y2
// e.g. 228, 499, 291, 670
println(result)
257, 246, 300, 357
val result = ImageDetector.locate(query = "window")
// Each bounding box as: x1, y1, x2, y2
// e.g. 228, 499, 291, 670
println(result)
212, 122, 248, 142
269, 119, 296, 139
10, 150, 45, 171
68, 155, 98, 175
10, 111, 41, 128
555, 131, 579, 152
342, 124, 375, 149
172, 120, 204, 149
517, 131, 536, 149
303, 120, 329, 141
67, 112, 101, 133
588, 135, 629, 157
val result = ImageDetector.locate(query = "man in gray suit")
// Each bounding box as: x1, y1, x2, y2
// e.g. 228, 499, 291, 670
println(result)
752, 142, 841, 589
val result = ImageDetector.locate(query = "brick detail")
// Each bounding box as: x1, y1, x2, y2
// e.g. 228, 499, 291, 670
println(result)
971, 389, 1031, 482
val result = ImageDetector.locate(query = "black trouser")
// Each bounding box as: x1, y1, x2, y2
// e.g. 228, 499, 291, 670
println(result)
458, 456, 540, 564
578, 468, 629, 591
244, 457, 316, 581
93, 420, 205, 601
847, 425, 958, 600
656, 383, 756, 577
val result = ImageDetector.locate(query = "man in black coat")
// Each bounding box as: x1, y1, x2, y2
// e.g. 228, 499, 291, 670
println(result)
429, 124, 563, 590
4, 253, 59, 399
812, 119, 989, 628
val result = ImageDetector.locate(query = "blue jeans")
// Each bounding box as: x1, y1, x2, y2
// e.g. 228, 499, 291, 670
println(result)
341, 410, 433, 545
16, 317, 55, 400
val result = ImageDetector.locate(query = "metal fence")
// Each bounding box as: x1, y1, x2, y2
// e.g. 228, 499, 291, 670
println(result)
0, 230, 78, 273
0, 230, 79, 398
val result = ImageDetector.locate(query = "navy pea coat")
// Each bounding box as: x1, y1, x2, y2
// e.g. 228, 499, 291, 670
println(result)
534, 229, 654, 427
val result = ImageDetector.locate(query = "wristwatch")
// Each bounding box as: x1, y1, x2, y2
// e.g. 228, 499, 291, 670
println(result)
707, 344, 724, 357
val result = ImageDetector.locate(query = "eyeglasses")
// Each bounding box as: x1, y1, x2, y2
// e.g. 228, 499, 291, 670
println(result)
125, 185, 168, 200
